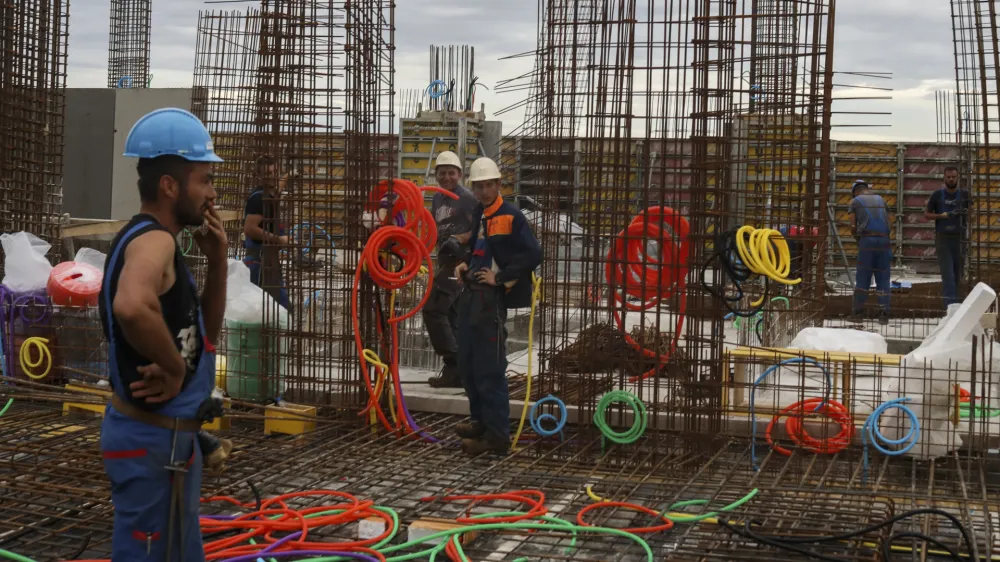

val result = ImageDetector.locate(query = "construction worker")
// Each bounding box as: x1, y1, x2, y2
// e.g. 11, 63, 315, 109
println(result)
425, 151, 478, 388
243, 155, 294, 309
848, 179, 892, 324
98, 108, 227, 561
924, 166, 970, 307
453, 157, 542, 455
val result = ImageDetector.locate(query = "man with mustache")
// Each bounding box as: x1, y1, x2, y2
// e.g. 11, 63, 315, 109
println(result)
98, 108, 227, 561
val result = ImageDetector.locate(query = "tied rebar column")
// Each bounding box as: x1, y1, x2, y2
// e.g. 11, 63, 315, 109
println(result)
107, 0, 151, 89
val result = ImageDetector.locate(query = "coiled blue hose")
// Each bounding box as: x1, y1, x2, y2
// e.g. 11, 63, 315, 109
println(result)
862, 397, 919, 482
529, 394, 567, 439
749, 357, 832, 470
426, 79, 448, 99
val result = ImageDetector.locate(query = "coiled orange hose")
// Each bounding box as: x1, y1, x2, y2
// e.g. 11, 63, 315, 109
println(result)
765, 397, 854, 456
605, 207, 689, 382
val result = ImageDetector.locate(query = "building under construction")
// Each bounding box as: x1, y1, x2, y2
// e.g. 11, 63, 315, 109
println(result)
5, 0, 1000, 560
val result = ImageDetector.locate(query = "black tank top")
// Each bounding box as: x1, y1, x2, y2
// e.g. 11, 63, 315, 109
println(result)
99, 214, 203, 410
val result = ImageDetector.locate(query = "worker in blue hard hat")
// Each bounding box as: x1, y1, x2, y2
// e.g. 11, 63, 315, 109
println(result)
98, 107, 227, 561
848, 179, 892, 325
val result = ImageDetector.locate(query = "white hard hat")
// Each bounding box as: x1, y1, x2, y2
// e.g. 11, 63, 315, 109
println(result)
469, 157, 502, 183
435, 151, 462, 171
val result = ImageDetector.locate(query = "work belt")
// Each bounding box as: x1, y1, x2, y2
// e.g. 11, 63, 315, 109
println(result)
111, 393, 201, 432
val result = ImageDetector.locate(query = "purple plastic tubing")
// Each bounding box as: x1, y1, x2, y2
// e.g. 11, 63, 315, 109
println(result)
218, 551, 379, 562
259, 531, 302, 553
2, 289, 50, 378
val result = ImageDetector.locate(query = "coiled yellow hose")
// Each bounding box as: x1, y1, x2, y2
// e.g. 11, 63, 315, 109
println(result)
734, 226, 801, 286
19, 337, 51, 380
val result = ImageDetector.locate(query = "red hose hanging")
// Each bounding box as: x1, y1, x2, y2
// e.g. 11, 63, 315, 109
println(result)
765, 397, 854, 456
604, 206, 690, 382
353, 179, 457, 439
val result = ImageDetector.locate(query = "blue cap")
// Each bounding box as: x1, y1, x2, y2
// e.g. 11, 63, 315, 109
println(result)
123, 108, 223, 163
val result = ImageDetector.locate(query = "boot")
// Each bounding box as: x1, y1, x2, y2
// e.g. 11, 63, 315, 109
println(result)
428, 363, 462, 389
198, 431, 233, 471
455, 420, 485, 439
878, 311, 890, 326
461, 436, 509, 456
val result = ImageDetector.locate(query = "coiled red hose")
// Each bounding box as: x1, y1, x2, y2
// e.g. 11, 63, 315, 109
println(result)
604, 207, 690, 382
765, 397, 854, 456
353, 179, 457, 438
421, 490, 548, 524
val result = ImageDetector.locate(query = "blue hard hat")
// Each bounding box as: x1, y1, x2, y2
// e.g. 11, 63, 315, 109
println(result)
123, 108, 223, 163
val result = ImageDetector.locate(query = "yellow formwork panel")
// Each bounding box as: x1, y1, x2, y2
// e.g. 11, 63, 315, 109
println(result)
971, 231, 1000, 243
835, 142, 898, 157
975, 147, 1000, 161
399, 141, 481, 156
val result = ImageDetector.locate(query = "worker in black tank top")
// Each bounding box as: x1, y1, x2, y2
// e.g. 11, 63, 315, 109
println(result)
99, 215, 203, 407
98, 108, 229, 562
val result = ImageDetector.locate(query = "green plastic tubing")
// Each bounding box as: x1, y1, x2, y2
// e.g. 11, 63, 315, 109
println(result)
594, 390, 647, 445
0, 549, 37, 562
661, 488, 760, 523
433, 512, 579, 562
0, 399, 12, 418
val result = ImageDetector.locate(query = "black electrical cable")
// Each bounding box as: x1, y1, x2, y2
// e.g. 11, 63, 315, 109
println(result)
248, 480, 262, 513
700, 227, 769, 318
719, 508, 975, 561
65, 534, 91, 560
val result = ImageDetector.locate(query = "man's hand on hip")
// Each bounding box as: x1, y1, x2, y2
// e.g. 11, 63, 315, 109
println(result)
131, 360, 185, 403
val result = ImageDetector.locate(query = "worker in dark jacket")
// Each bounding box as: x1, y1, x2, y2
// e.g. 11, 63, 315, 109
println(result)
453, 157, 542, 455
425, 151, 478, 388
848, 179, 892, 324
924, 166, 970, 306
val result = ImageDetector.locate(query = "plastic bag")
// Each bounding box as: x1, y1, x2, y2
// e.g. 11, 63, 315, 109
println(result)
224, 259, 288, 325
73, 247, 107, 272
0, 232, 53, 292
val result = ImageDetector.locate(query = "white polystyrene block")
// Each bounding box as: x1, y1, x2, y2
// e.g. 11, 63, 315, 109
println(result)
789, 327, 887, 354
921, 282, 996, 352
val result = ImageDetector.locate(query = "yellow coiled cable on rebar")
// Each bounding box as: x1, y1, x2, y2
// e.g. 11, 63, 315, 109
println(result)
19, 337, 52, 380
734, 226, 801, 307
510, 273, 543, 452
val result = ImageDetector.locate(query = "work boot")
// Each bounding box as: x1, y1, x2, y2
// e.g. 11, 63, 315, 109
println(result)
455, 420, 486, 439
848, 311, 865, 324
878, 312, 890, 326
428, 363, 462, 389
198, 431, 233, 471
461, 436, 509, 456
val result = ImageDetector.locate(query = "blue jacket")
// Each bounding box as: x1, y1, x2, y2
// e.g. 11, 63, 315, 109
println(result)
468, 197, 542, 308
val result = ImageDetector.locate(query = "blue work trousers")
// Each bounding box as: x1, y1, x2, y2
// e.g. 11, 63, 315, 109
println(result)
101, 409, 204, 561
853, 235, 892, 314
935, 233, 964, 307
243, 248, 289, 309
456, 285, 510, 442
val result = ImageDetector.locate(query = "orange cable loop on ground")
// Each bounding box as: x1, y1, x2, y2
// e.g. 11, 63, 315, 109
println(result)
604, 206, 690, 382
576, 500, 675, 534
420, 490, 548, 524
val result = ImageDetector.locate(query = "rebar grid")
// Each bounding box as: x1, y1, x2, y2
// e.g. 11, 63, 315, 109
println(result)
2, 400, 998, 560
106, 0, 150, 89
0, 0, 69, 271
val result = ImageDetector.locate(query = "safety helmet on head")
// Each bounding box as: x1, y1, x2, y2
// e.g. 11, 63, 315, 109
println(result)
468, 157, 501, 183
851, 179, 869, 195
435, 151, 462, 171
123, 108, 224, 163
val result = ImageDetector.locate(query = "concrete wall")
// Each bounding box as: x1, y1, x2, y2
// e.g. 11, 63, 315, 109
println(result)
63, 90, 116, 219
110, 88, 193, 219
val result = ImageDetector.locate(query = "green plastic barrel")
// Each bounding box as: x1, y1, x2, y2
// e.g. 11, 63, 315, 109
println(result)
224, 318, 287, 401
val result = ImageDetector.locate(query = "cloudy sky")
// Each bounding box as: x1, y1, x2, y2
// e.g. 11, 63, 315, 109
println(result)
68, 0, 954, 143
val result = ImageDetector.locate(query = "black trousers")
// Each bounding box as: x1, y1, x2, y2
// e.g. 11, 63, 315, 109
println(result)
456, 285, 510, 441
422, 267, 462, 367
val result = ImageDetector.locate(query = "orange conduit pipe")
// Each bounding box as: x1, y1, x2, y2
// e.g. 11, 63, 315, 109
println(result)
352, 179, 457, 439
604, 207, 690, 382
68, 490, 393, 562
420, 490, 548, 524
764, 397, 854, 456
576, 501, 675, 534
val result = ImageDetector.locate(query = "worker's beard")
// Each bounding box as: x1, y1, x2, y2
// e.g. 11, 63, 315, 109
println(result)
945, 181, 958, 190
174, 183, 205, 228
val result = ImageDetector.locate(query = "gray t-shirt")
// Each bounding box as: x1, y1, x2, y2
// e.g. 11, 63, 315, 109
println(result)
431, 184, 477, 246
848, 193, 890, 235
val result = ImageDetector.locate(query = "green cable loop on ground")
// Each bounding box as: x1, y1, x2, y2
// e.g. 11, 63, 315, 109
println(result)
0, 399, 12, 418
594, 390, 647, 446
436, 511, 579, 562
0, 549, 36, 562
661, 488, 759, 523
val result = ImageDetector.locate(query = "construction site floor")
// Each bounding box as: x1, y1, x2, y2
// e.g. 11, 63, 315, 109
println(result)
1, 402, 998, 560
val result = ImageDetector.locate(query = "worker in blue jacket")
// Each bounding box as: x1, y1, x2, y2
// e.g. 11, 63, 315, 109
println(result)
453, 157, 542, 455
848, 179, 892, 324
98, 108, 227, 560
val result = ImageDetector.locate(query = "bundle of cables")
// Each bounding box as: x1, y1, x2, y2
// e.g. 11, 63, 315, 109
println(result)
701, 225, 801, 318
353, 179, 457, 441
604, 207, 689, 382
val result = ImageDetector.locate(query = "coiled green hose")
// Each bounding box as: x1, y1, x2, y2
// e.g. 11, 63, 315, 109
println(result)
594, 390, 647, 445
